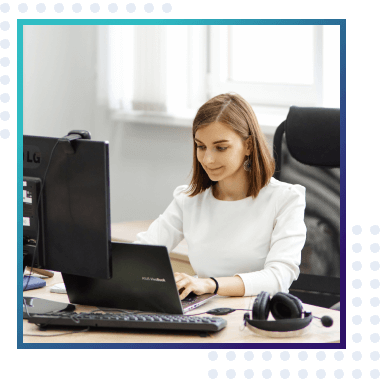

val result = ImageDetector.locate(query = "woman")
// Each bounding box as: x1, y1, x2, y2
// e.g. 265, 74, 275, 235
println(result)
134, 93, 306, 300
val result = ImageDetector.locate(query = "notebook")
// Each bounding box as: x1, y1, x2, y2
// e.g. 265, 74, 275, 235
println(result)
62, 242, 216, 314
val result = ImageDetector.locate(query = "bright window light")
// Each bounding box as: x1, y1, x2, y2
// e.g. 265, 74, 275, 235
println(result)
230, 25, 314, 85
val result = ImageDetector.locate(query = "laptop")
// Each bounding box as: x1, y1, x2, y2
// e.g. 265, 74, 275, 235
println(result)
62, 242, 216, 314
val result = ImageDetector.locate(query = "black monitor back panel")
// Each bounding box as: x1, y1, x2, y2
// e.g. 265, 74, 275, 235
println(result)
23, 135, 112, 279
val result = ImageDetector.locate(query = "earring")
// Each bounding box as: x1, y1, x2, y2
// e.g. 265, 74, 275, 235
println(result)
243, 156, 252, 172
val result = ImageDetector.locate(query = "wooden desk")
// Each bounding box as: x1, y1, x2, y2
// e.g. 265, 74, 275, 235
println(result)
23, 220, 340, 343
23, 272, 340, 343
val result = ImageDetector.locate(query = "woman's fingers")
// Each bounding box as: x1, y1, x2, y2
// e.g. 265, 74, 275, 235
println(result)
174, 272, 194, 300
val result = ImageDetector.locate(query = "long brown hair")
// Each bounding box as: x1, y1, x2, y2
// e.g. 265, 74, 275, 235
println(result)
184, 93, 275, 198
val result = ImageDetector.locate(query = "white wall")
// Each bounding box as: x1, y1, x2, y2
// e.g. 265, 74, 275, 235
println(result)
23, 25, 96, 138
23, 25, 274, 223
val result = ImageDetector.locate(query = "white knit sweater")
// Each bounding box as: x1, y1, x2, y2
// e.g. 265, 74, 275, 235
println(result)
134, 177, 307, 296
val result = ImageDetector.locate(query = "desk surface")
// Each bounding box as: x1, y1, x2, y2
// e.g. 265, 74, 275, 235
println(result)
23, 220, 340, 344
23, 272, 340, 344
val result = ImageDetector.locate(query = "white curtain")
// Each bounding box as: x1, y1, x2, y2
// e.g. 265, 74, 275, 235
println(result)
97, 25, 207, 117
96, 25, 339, 119
97, 25, 135, 111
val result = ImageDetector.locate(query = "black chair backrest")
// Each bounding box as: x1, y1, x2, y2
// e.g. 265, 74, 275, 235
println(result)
273, 106, 340, 308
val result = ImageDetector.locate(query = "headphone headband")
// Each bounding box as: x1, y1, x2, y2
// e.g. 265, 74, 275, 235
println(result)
245, 317, 313, 338
244, 311, 313, 332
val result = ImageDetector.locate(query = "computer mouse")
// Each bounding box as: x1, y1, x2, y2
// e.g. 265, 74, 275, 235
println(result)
206, 308, 236, 315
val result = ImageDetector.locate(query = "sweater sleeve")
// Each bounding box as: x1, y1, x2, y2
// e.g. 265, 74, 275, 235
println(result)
235, 184, 307, 296
133, 185, 186, 253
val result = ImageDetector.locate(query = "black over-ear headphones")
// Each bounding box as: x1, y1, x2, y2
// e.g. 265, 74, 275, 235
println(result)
244, 291, 333, 336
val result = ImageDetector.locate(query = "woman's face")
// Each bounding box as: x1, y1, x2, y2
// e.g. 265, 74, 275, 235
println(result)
194, 122, 250, 182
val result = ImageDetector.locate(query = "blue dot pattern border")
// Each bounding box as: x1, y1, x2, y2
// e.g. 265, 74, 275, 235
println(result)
0, 2, 173, 16
206, 225, 380, 377
0, 2, 378, 378
0, 2, 173, 140
0, 3, 11, 140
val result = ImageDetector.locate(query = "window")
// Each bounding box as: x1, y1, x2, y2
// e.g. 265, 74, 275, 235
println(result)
208, 25, 323, 107
230, 27, 314, 85
98, 24, 340, 130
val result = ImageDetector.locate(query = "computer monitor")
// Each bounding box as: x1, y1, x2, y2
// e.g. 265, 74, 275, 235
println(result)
23, 131, 112, 280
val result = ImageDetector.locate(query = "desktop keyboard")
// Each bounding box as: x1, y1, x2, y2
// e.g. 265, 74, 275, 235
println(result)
28, 311, 227, 332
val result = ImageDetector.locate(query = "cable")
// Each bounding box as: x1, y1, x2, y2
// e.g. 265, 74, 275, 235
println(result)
23, 327, 90, 337
188, 308, 251, 316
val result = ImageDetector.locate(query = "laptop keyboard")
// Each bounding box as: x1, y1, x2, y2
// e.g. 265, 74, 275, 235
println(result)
182, 292, 198, 303
28, 311, 227, 332
182, 297, 198, 304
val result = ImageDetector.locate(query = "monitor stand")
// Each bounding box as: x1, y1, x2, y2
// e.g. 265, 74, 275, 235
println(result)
23, 297, 76, 319
22, 241, 75, 319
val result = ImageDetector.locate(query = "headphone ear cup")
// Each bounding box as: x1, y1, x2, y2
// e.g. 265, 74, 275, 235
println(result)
252, 291, 271, 320
270, 292, 303, 320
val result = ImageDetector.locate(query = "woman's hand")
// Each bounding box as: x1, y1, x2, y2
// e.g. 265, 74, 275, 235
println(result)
174, 272, 216, 300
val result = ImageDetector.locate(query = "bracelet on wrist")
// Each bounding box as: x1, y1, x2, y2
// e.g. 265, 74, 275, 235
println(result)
209, 277, 219, 294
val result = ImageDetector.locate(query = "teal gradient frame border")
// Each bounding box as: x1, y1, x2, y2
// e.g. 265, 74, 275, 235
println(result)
18, 19, 346, 348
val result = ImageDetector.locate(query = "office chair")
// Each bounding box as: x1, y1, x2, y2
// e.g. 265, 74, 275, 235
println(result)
273, 106, 340, 309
